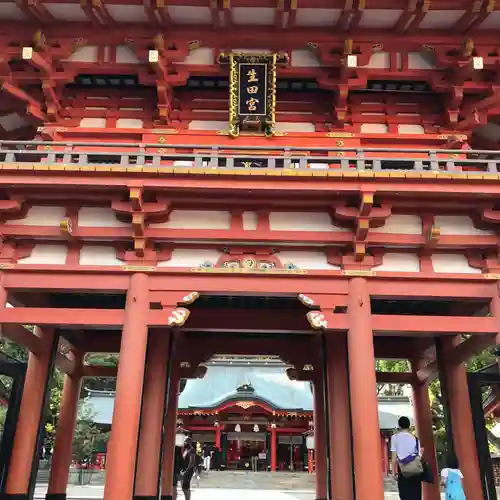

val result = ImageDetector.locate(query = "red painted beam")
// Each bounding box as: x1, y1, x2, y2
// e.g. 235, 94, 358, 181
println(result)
372, 315, 496, 335
0, 324, 42, 354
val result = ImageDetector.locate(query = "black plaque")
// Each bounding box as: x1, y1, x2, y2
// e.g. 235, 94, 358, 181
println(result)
237, 63, 268, 117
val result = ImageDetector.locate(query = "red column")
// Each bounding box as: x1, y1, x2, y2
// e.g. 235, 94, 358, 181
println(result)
411, 361, 440, 500
215, 425, 221, 449
347, 278, 384, 500
270, 426, 277, 472
313, 378, 327, 500
135, 330, 171, 499
308, 449, 314, 474
381, 435, 387, 476
442, 336, 483, 500
104, 273, 150, 500
326, 334, 353, 500
46, 354, 84, 500
161, 368, 180, 500
5, 326, 56, 497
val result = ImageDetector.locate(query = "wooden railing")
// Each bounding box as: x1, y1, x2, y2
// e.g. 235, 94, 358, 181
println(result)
0, 140, 498, 174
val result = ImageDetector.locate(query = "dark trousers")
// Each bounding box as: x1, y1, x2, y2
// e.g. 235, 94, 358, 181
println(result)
398, 473, 422, 500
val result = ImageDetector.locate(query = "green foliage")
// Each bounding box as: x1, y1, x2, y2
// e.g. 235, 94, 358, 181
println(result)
375, 359, 410, 396
72, 401, 109, 463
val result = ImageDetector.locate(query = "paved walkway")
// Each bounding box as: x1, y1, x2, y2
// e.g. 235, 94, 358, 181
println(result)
33, 485, 418, 500
32, 472, 424, 499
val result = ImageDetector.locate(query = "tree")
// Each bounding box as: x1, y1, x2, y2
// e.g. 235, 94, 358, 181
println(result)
376, 359, 410, 396
72, 400, 109, 464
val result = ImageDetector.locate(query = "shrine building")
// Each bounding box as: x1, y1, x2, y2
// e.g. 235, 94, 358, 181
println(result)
1, 2, 500, 500
85, 356, 413, 474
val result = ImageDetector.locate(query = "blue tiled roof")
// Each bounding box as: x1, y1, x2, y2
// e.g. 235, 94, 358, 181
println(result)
178, 364, 313, 411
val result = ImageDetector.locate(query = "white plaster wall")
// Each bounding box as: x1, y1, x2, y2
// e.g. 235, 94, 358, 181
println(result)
79, 246, 122, 266
269, 212, 342, 232
78, 207, 129, 227
290, 50, 321, 67
158, 249, 222, 267
65, 46, 98, 62
365, 52, 390, 69
181, 48, 214, 65
5, 206, 66, 226
277, 251, 340, 270
371, 215, 422, 235
373, 253, 420, 272
188, 121, 228, 131
79, 118, 106, 128
116, 46, 140, 64
407, 52, 436, 70
116, 118, 143, 128
360, 123, 388, 133
150, 210, 231, 230
431, 254, 481, 274
275, 122, 316, 133
435, 215, 493, 235
18, 245, 68, 265
398, 124, 425, 134
242, 212, 258, 230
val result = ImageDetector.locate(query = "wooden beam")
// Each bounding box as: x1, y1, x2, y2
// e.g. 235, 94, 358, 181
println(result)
0, 324, 42, 353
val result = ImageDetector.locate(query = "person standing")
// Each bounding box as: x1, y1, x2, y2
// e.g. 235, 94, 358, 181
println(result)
441, 454, 466, 500
172, 446, 183, 500
390, 416, 423, 500
203, 444, 211, 471
181, 437, 196, 500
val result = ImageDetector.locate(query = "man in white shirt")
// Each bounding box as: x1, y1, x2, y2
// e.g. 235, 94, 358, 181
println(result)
390, 416, 422, 500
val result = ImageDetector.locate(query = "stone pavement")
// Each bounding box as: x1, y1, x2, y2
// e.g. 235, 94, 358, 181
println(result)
33, 485, 420, 500
32, 471, 426, 499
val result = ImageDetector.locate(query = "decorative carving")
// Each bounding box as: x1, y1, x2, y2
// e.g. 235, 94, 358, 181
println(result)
167, 307, 191, 327
59, 218, 73, 235
306, 311, 328, 330
236, 382, 255, 393
297, 294, 315, 307
180, 292, 200, 305
235, 401, 256, 410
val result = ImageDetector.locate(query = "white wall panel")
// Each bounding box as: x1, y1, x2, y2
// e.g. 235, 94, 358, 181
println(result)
158, 249, 222, 267
431, 254, 481, 274
371, 215, 422, 235
6, 206, 66, 226
78, 207, 129, 227
435, 215, 493, 235
79, 246, 122, 266
242, 212, 258, 230
277, 251, 340, 270
373, 253, 420, 272
18, 245, 67, 265
269, 212, 342, 232
150, 210, 231, 230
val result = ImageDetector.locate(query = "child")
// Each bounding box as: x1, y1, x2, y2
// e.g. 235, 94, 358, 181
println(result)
441, 454, 466, 500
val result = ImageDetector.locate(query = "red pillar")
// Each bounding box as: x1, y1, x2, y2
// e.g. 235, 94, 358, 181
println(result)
46, 354, 84, 500
313, 377, 327, 500
161, 367, 180, 500
442, 336, 483, 500
5, 326, 56, 498
103, 273, 150, 500
326, 334, 353, 500
411, 361, 440, 500
270, 426, 277, 472
308, 449, 314, 473
135, 330, 171, 499
381, 434, 388, 476
215, 425, 221, 449
347, 278, 384, 500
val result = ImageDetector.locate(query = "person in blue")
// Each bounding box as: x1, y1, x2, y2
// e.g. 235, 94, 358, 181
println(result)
440, 454, 466, 500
